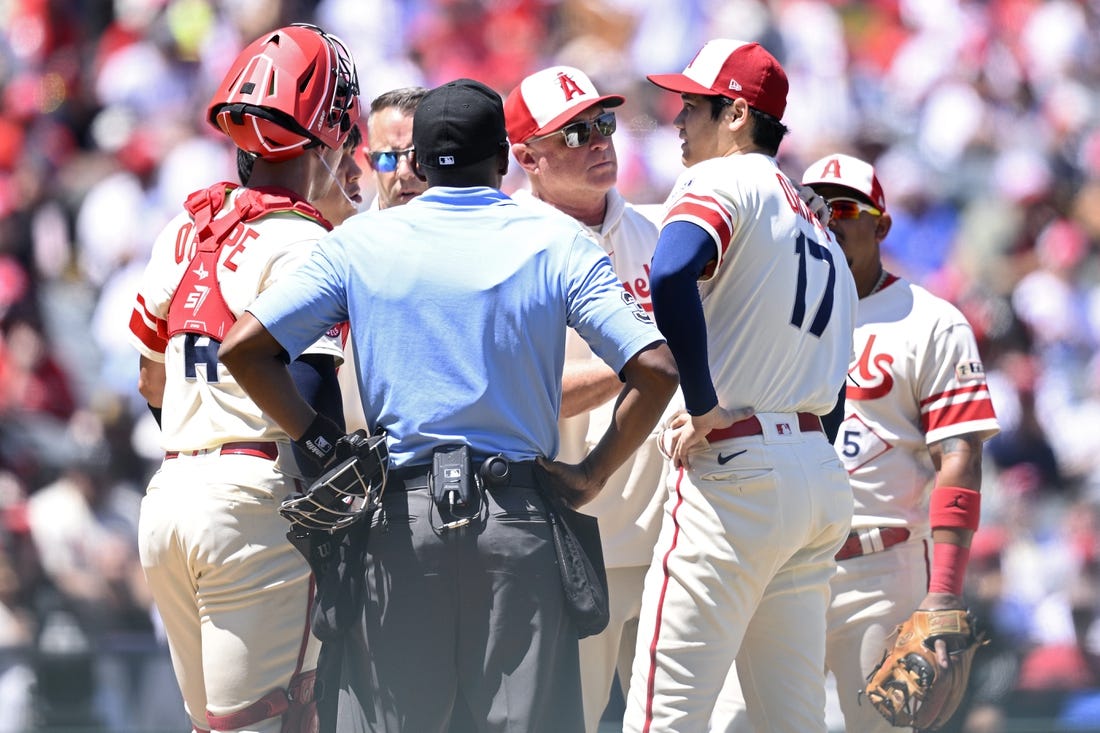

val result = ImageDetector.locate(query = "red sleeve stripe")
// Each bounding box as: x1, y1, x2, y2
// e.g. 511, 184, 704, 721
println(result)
129, 295, 168, 353
129, 308, 168, 353
664, 194, 734, 257
921, 397, 997, 433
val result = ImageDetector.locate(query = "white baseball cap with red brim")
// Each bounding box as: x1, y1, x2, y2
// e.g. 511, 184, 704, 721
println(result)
647, 39, 789, 121
504, 66, 624, 144
801, 153, 888, 211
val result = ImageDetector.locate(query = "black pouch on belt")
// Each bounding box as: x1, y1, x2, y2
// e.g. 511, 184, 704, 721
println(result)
532, 468, 609, 638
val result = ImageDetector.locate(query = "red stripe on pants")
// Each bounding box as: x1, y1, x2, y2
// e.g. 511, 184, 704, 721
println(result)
642, 465, 688, 733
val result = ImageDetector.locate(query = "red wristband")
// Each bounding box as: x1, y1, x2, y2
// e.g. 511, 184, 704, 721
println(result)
930, 542, 970, 595
929, 486, 981, 531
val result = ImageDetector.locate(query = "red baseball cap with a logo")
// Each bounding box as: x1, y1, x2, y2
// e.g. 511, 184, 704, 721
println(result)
647, 39, 788, 120
504, 66, 624, 144
801, 153, 887, 211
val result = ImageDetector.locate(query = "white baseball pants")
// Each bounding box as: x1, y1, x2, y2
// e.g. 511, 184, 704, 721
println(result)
138, 452, 319, 733
623, 415, 852, 733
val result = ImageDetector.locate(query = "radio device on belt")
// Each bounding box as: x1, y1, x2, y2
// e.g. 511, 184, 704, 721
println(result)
431, 445, 481, 529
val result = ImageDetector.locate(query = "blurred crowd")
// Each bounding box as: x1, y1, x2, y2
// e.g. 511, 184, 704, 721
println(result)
1, 0, 1100, 731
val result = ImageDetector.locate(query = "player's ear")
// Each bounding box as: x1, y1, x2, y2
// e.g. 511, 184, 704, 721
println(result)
510, 142, 538, 174
497, 147, 510, 177
726, 98, 750, 132
875, 212, 893, 241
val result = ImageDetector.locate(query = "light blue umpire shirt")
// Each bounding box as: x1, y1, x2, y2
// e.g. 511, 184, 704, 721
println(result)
247, 187, 663, 467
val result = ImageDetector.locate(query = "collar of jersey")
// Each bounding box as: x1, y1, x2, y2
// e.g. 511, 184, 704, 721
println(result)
416, 186, 512, 208
601, 186, 626, 233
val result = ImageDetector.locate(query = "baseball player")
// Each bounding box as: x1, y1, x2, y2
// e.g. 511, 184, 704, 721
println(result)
127, 24, 361, 733
623, 40, 858, 733
504, 65, 677, 732
804, 153, 998, 731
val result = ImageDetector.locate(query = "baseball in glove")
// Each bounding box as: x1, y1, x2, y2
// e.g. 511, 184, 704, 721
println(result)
862, 608, 987, 731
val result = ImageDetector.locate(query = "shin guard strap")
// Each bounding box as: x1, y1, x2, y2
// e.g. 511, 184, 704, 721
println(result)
206, 688, 289, 730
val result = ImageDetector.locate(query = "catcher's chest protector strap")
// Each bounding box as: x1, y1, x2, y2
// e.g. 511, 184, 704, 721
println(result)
167, 183, 333, 341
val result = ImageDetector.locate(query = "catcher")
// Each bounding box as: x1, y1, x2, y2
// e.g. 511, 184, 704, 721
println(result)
128, 23, 366, 733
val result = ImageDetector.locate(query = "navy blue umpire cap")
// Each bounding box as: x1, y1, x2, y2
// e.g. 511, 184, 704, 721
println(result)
413, 78, 508, 169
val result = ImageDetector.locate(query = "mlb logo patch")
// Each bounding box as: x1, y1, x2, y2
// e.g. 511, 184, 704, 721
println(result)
956, 360, 985, 381
777, 422, 792, 435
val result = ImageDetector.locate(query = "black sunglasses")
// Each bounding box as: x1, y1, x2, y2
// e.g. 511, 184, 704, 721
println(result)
528, 112, 617, 148
368, 147, 415, 172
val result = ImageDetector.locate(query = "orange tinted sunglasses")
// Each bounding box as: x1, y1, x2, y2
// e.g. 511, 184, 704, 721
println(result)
828, 198, 882, 221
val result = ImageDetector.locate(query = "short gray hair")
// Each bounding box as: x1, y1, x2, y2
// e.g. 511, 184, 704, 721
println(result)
369, 86, 429, 116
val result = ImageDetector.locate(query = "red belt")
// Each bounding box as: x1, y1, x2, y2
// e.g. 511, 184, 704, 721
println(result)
835, 527, 910, 561
164, 441, 279, 461
706, 412, 822, 443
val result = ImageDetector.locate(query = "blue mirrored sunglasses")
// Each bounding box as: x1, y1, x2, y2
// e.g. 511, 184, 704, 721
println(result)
368, 147, 415, 172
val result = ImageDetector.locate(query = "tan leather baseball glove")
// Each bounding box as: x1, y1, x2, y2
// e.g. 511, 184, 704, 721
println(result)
862, 608, 987, 731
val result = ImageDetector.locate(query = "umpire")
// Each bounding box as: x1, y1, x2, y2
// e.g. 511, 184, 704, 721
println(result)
220, 78, 679, 733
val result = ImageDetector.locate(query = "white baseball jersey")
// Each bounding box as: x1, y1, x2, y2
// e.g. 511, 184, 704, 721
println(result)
836, 274, 1000, 533
513, 187, 677, 568
129, 185, 343, 451
662, 153, 857, 415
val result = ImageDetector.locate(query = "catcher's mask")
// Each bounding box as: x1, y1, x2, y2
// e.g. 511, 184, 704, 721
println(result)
280, 431, 388, 532
207, 23, 361, 161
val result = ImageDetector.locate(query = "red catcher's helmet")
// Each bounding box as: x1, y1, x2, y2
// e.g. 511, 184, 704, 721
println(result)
207, 23, 360, 162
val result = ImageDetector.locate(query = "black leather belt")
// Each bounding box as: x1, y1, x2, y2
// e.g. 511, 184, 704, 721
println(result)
388, 459, 539, 491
